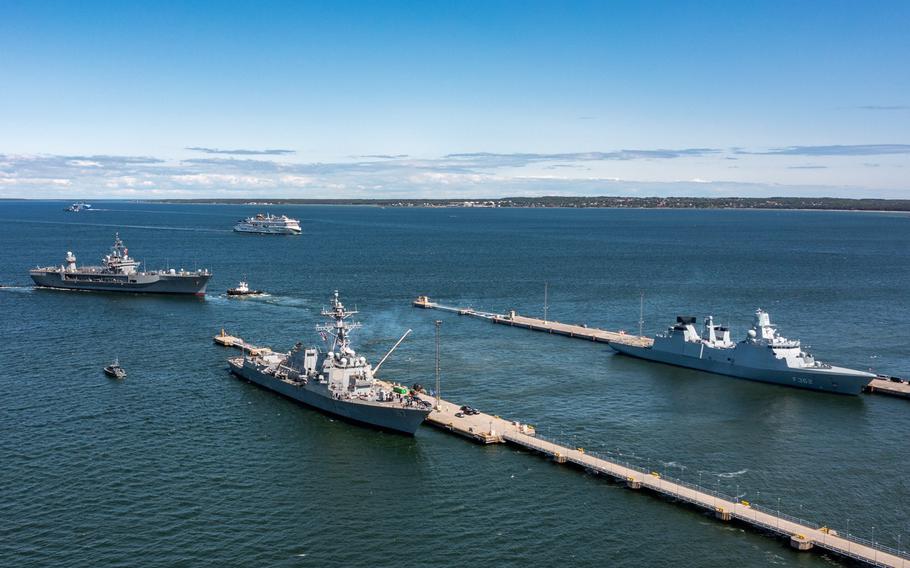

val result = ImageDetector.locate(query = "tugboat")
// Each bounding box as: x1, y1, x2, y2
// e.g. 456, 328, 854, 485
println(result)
30, 233, 211, 295
610, 309, 875, 395
227, 280, 263, 296
228, 290, 432, 434
104, 359, 126, 379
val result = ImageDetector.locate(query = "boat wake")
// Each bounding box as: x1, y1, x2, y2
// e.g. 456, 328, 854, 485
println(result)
718, 469, 749, 478
0, 218, 232, 233
0, 285, 33, 293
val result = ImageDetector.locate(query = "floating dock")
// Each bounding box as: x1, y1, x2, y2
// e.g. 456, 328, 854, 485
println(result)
214, 330, 908, 567
412, 296, 910, 400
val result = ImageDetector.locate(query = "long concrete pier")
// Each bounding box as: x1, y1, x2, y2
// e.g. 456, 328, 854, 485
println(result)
412, 295, 652, 347
214, 330, 908, 567
412, 296, 910, 400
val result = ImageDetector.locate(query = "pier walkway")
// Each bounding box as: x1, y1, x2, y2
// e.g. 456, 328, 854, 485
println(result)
213, 330, 908, 567
412, 295, 652, 347
867, 377, 910, 399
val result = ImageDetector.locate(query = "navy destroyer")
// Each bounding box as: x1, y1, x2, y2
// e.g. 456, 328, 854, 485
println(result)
30, 234, 211, 295
610, 309, 874, 395
228, 291, 431, 434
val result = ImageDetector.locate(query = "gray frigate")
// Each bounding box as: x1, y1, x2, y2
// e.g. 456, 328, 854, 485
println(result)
228, 291, 432, 434
30, 233, 211, 295
610, 309, 874, 395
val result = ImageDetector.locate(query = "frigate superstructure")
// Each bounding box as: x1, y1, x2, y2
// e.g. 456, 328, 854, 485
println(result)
30, 233, 211, 295
610, 309, 874, 395
228, 291, 431, 434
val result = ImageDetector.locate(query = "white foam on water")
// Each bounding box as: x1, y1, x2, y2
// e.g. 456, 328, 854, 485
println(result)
718, 469, 749, 478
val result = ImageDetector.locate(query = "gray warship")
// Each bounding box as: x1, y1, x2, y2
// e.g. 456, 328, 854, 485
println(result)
610, 309, 875, 395
228, 291, 432, 434
30, 234, 211, 295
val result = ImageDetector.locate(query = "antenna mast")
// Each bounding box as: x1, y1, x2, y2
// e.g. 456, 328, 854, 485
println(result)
316, 290, 361, 353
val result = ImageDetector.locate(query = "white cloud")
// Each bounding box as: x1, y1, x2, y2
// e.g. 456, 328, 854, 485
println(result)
0, 175, 72, 186
278, 175, 312, 187
0, 146, 908, 198
170, 173, 273, 187
104, 176, 156, 189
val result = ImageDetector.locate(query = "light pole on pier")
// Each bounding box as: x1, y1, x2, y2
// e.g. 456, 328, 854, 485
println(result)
543, 281, 549, 323
434, 320, 442, 411
872, 526, 876, 563
847, 518, 851, 554
639, 290, 644, 338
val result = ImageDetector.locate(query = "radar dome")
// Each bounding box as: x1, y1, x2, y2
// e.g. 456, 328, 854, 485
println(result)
747, 329, 757, 338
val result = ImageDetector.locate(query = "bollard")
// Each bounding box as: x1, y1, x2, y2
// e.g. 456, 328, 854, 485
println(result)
789, 534, 813, 551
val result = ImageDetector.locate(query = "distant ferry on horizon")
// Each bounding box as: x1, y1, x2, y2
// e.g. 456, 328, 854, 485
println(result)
233, 213, 301, 235
30, 233, 211, 295
610, 309, 875, 395
64, 202, 92, 212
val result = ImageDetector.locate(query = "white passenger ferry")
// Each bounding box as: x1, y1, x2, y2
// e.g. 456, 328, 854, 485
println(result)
233, 213, 301, 234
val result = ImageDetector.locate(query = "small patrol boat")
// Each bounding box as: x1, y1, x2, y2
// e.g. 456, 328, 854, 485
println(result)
104, 359, 126, 379
227, 280, 263, 296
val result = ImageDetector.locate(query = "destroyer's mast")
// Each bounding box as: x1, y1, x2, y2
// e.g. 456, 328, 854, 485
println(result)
317, 290, 362, 354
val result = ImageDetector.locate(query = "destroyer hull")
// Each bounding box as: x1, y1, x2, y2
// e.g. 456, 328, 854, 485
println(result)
230, 362, 428, 435
610, 343, 871, 395
30, 272, 210, 295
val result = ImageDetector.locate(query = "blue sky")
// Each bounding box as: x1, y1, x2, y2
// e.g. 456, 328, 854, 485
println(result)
1, 0, 909, 198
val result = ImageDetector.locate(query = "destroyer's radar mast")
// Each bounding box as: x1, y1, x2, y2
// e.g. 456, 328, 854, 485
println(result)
317, 290, 362, 354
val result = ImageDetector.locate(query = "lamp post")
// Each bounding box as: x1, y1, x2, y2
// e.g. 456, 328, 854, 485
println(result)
872, 526, 876, 563
434, 320, 442, 411
543, 281, 549, 323
847, 518, 851, 554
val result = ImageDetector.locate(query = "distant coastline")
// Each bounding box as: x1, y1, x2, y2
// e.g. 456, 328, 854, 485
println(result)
142, 196, 910, 211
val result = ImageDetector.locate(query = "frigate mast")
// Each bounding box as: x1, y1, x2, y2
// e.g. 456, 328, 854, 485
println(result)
317, 290, 362, 354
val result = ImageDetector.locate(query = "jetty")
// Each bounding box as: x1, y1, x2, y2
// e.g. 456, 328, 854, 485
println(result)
213, 329, 272, 356
866, 376, 910, 399
412, 296, 910, 400
412, 295, 652, 347
213, 330, 908, 567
